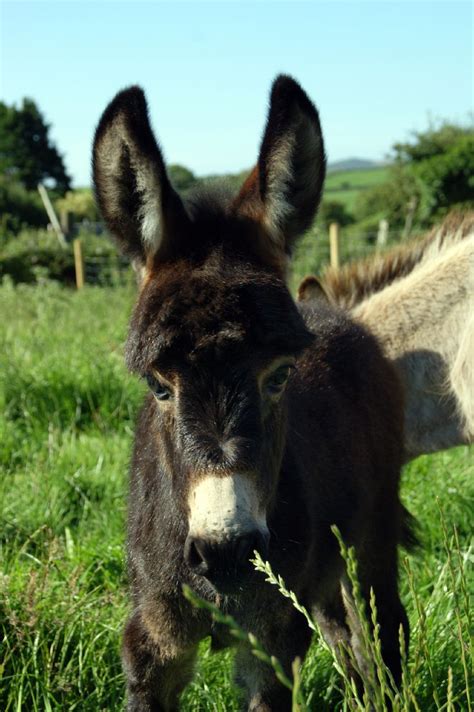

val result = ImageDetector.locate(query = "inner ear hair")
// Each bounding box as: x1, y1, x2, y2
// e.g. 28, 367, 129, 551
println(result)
234, 75, 326, 255
92, 86, 187, 263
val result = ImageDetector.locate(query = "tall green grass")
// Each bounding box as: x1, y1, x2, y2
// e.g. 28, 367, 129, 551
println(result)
0, 281, 472, 710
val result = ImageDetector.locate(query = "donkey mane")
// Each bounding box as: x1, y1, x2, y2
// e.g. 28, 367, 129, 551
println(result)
183, 181, 235, 218
320, 211, 474, 309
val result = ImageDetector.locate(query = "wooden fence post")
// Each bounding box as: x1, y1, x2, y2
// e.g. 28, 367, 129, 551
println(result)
37, 183, 67, 248
329, 222, 340, 269
73, 238, 85, 289
377, 219, 389, 249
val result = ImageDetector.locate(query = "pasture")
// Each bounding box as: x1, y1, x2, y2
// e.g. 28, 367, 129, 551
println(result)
323, 167, 389, 213
0, 279, 471, 710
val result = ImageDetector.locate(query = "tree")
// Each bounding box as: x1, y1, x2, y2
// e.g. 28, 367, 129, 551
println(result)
0, 175, 45, 237
55, 188, 100, 222
0, 98, 71, 194
167, 164, 197, 192
355, 119, 474, 229
353, 164, 426, 228
392, 120, 474, 218
318, 200, 354, 229
393, 122, 472, 163
412, 134, 474, 215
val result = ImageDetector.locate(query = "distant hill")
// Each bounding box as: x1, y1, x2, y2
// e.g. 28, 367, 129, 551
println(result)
193, 160, 389, 213
324, 165, 390, 212
327, 158, 383, 173
198, 159, 386, 187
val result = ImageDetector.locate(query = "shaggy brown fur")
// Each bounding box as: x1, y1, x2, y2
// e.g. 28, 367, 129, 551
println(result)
93, 75, 411, 712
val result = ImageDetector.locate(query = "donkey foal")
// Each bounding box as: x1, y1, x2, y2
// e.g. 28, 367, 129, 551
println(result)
93, 75, 411, 711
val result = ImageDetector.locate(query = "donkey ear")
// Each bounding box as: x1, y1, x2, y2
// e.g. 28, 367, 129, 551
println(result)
296, 275, 329, 303
92, 86, 187, 263
234, 75, 326, 253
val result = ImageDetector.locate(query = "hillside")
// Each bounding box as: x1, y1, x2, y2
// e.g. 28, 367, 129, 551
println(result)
200, 163, 390, 215
326, 157, 381, 173
323, 165, 389, 212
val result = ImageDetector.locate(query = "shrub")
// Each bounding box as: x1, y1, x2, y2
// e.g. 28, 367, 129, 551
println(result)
55, 188, 100, 222
317, 200, 354, 229
0, 177, 46, 239
0, 229, 131, 286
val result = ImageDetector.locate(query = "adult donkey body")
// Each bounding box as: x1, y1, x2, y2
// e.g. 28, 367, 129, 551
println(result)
93, 76, 411, 711
298, 212, 474, 461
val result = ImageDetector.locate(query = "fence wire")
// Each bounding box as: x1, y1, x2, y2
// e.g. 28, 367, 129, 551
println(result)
71, 223, 412, 289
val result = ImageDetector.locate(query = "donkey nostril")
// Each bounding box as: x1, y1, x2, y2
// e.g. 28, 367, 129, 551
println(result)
185, 531, 270, 585
235, 534, 255, 564
235, 530, 269, 566
184, 536, 210, 574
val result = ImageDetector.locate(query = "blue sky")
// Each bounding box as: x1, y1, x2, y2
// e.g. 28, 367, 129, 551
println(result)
1, 1, 472, 186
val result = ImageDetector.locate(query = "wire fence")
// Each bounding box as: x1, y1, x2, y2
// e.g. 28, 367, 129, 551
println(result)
62, 222, 134, 288
82, 251, 132, 287
27, 185, 419, 289
39, 219, 415, 290
290, 222, 410, 288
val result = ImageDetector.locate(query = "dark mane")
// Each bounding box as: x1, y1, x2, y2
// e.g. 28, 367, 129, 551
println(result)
319, 210, 474, 309
183, 180, 237, 219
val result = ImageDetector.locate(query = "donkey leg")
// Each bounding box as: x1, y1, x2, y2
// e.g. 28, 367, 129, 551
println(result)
356, 578, 408, 687
313, 591, 355, 675
346, 538, 409, 689
234, 610, 312, 712
122, 610, 197, 712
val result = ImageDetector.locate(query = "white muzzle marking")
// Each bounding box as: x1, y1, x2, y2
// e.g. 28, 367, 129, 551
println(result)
187, 474, 268, 540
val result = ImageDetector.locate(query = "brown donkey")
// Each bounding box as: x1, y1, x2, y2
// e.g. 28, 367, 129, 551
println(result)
93, 76, 411, 711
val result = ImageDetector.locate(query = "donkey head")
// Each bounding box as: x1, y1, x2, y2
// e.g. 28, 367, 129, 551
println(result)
93, 76, 325, 592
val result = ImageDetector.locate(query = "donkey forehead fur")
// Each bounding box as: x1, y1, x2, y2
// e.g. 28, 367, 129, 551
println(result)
126, 240, 313, 375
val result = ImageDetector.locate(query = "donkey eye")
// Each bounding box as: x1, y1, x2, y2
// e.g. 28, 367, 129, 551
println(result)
265, 365, 292, 394
146, 373, 172, 401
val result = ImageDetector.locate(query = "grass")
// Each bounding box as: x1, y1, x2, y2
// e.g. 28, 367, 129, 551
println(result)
0, 280, 472, 711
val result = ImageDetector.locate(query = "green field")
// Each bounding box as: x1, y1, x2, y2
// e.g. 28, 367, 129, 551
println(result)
0, 282, 472, 711
323, 167, 390, 213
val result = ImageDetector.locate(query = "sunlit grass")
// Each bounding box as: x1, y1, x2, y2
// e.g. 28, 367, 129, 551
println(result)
0, 282, 472, 710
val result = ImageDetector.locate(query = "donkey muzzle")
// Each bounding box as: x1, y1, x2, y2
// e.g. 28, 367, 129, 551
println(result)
184, 530, 269, 585
186, 472, 269, 590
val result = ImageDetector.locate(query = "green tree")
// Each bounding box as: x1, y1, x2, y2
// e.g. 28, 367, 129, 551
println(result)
0, 176, 45, 238
168, 164, 197, 192
318, 199, 354, 229
354, 164, 426, 228
412, 134, 474, 215
0, 98, 71, 194
355, 119, 474, 229
56, 188, 100, 221
393, 122, 472, 163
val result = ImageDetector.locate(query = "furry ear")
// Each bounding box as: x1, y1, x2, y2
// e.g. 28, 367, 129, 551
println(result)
92, 86, 188, 263
296, 275, 329, 303
233, 75, 326, 253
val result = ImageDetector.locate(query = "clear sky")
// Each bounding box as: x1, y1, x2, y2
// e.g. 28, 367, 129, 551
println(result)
1, 0, 472, 186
